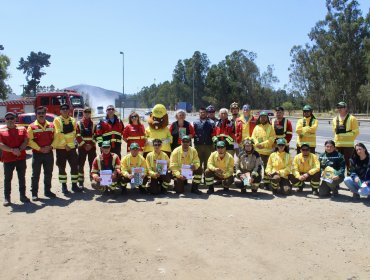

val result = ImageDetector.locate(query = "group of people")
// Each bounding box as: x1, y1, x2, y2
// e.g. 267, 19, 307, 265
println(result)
0, 100, 369, 207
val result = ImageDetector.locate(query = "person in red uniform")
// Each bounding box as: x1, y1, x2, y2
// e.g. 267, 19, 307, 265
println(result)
212, 108, 236, 155
95, 105, 124, 159
271, 106, 293, 147
0, 112, 30, 206
123, 111, 145, 153
27, 106, 57, 201
76, 107, 97, 188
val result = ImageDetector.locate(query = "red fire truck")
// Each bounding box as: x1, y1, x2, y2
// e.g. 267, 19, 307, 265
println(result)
0, 90, 84, 121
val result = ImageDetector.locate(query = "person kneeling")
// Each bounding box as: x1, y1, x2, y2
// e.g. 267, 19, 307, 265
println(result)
169, 135, 202, 194
121, 143, 149, 193
265, 138, 292, 195
205, 141, 234, 194
146, 139, 171, 194
289, 143, 321, 195
234, 138, 263, 194
91, 141, 121, 194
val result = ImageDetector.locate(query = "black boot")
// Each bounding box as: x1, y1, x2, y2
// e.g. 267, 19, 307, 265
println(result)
312, 188, 319, 196
207, 186, 214, 194
78, 181, 84, 190
191, 184, 202, 195
139, 186, 147, 194
3, 197, 11, 207
62, 183, 70, 195
45, 189, 56, 198
72, 183, 82, 193
20, 194, 30, 203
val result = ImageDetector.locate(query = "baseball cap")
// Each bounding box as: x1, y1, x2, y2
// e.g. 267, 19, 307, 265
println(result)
101, 141, 111, 148
242, 104, 251, 111
336, 101, 347, 108
83, 107, 92, 113
303, 105, 312, 111
301, 142, 310, 149
181, 135, 191, 142
276, 138, 286, 145
60, 103, 70, 110
130, 142, 140, 150
4, 112, 16, 118
216, 141, 226, 148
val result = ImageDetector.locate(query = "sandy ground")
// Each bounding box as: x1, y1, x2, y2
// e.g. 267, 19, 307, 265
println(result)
0, 149, 370, 280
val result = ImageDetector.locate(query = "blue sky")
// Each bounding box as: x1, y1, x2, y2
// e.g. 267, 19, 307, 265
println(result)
1, 0, 369, 95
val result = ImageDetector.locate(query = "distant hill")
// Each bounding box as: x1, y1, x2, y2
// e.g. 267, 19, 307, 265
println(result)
64, 84, 123, 110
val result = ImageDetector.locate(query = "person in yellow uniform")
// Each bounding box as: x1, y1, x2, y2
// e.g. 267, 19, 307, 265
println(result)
121, 142, 149, 194
265, 138, 292, 195
251, 111, 276, 188
169, 135, 202, 194
289, 143, 321, 195
53, 103, 81, 195
295, 105, 318, 153
332, 101, 359, 172
205, 141, 234, 194
145, 139, 171, 194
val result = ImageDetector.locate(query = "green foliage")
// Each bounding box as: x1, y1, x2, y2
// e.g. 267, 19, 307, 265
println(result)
0, 45, 11, 101
289, 0, 370, 112
281, 101, 295, 116
17, 51, 51, 96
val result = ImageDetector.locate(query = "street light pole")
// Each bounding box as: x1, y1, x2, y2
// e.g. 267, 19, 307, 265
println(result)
120, 51, 125, 119
192, 63, 195, 113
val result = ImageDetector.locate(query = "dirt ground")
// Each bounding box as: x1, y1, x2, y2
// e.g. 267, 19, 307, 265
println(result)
0, 149, 370, 280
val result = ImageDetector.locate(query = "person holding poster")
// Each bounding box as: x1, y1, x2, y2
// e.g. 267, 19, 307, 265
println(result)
121, 142, 148, 193
145, 139, 171, 194
170, 135, 202, 194
91, 141, 121, 194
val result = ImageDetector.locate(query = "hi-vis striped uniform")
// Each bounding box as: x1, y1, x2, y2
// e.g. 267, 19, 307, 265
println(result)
205, 151, 234, 187
296, 116, 318, 148
291, 153, 320, 189
332, 114, 359, 147
170, 146, 202, 185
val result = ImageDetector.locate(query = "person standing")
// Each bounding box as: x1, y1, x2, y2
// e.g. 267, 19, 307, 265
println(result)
53, 103, 81, 194
235, 104, 257, 148
193, 107, 215, 173
0, 112, 30, 206
251, 111, 276, 188
76, 107, 97, 188
332, 101, 359, 172
123, 111, 146, 153
212, 108, 235, 155
169, 109, 195, 151
271, 106, 293, 147
295, 105, 318, 153
230, 102, 240, 155
95, 105, 125, 158
170, 135, 202, 194
27, 106, 57, 200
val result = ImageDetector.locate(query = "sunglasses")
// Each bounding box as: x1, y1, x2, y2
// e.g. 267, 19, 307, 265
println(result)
37, 112, 46, 115
217, 146, 225, 149
153, 144, 161, 147
130, 116, 138, 118
5, 117, 15, 120
277, 144, 285, 147
182, 141, 190, 143
301, 148, 309, 151
61, 108, 69, 111
303, 111, 311, 113
107, 108, 115, 111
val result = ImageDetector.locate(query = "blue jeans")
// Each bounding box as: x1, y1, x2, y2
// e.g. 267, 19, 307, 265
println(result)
344, 176, 370, 196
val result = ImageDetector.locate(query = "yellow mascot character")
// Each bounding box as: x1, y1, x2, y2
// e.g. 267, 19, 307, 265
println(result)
144, 104, 172, 157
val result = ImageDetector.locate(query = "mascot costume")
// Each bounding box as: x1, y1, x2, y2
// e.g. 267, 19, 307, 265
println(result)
144, 104, 172, 157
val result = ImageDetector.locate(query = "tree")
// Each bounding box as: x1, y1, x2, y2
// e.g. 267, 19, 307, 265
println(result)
0, 44, 11, 100
289, 0, 370, 112
281, 101, 295, 116
17, 51, 51, 96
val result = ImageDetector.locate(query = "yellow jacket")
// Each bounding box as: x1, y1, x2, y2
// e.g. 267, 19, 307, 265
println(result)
296, 117, 318, 148
121, 153, 148, 178
251, 123, 276, 155
144, 127, 172, 153
53, 116, 77, 149
145, 150, 170, 177
332, 114, 359, 147
292, 153, 320, 178
170, 146, 200, 178
207, 151, 234, 178
265, 151, 292, 179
